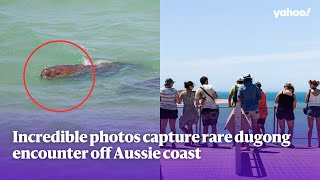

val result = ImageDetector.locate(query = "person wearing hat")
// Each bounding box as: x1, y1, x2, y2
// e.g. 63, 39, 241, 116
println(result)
255, 82, 268, 147
226, 77, 244, 147
160, 78, 180, 148
195, 76, 219, 148
237, 73, 262, 151
228, 77, 244, 107
305, 80, 320, 148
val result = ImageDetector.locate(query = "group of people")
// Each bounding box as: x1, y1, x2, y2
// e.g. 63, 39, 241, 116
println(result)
160, 74, 320, 149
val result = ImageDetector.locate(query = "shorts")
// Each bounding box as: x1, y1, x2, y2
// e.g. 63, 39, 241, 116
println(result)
244, 110, 259, 120
276, 108, 295, 120
201, 108, 219, 126
307, 106, 320, 118
257, 118, 266, 126
160, 108, 178, 119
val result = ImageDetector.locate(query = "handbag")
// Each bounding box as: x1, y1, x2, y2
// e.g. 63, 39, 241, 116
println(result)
303, 90, 311, 115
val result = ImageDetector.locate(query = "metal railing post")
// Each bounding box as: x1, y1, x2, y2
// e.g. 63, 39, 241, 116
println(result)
199, 106, 202, 142
196, 106, 199, 135
235, 102, 242, 175
275, 106, 279, 135
273, 106, 276, 134
273, 106, 277, 145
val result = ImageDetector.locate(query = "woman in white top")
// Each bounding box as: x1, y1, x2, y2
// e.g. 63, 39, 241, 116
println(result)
305, 80, 320, 148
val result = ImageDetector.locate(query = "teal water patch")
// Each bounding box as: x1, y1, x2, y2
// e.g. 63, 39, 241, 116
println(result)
0, 0, 159, 111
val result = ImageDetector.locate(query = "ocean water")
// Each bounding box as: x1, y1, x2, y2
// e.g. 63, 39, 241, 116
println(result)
0, 0, 159, 117
0, 1, 160, 179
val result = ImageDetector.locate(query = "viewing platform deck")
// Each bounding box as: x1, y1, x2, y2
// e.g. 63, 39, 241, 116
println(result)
160, 143, 320, 180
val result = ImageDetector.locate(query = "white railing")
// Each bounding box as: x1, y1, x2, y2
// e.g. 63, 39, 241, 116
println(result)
235, 102, 242, 175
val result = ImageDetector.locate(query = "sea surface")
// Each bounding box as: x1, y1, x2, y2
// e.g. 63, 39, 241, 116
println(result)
0, 1, 159, 179
0, 0, 159, 126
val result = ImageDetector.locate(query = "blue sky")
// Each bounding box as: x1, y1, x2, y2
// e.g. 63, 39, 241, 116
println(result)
160, 0, 320, 92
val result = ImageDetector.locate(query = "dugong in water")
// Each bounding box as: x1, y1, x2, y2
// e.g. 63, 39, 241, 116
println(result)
40, 62, 126, 79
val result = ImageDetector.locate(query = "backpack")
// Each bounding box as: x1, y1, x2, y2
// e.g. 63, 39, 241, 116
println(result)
232, 85, 239, 105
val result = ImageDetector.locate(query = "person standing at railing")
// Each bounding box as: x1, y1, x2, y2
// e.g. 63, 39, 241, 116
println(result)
255, 82, 268, 147
178, 81, 199, 146
275, 83, 296, 148
160, 78, 180, 148
228, 77, 244, 107
226, 76, 244, 146
237, 73, 261, 151
305, 80, 320, 148
195, 76, 219, 148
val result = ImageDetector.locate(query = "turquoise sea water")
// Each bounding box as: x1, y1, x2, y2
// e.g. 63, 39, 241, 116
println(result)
0, 5, 160, 179
0, 3, 160, 179
0, 0, 159, 140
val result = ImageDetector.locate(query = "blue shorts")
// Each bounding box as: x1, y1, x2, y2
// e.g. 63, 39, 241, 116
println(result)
307, 106, 320, 118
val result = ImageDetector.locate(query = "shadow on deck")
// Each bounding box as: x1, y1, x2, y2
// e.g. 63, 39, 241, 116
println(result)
161, 143, 320, 180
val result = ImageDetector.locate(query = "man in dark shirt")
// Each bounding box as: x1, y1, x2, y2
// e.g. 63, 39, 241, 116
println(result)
237, 73, 261, 151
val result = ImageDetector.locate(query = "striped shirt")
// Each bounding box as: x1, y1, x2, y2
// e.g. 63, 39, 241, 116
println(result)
160, 87, 179, 110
